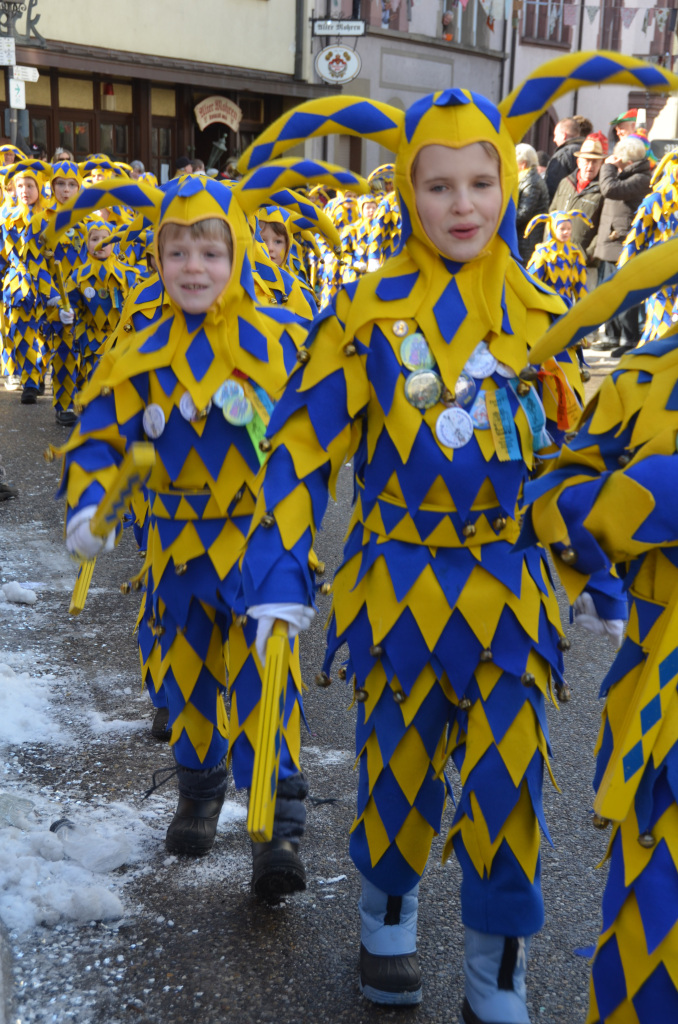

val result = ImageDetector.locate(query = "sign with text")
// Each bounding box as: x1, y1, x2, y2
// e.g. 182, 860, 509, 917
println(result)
194, 96, 243, 133
312, 19, 365, 35
0, 35, 14, 64
12, 65, 39, 82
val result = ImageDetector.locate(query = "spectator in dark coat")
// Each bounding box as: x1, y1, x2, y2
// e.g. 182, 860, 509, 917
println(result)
544, 117, 584, 199
516, 143, 549, 262
591, 135, 652, 356
550, 135, 605, 273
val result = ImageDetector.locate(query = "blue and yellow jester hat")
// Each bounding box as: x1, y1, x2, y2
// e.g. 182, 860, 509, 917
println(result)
367, 163, 395, 194
42, 157, 369, 326
6, 159, 53, 206
239, 52, 678, 272
0, 144, 25, 167
524, 209, 592, 242
78, 154, 118, 181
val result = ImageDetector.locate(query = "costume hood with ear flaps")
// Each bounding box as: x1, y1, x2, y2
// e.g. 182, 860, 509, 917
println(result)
238, 52, 678, 389
44, 162, 370, 413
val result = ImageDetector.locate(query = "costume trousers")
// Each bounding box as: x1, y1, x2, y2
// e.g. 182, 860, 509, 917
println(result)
51, 324, 79, 411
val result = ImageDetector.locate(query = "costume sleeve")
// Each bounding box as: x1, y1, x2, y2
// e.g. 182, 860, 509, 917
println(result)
522, 368, 660, 617
242, 292, 370, 608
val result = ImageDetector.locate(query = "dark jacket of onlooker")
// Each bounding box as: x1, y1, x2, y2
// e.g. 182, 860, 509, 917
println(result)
593, 158, 652, 263
544, 136, 584, 200
516, 166, 550, 262
550, 172, 604, 264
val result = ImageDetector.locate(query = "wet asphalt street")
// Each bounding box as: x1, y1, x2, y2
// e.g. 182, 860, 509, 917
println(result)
0, 363, 619, 1024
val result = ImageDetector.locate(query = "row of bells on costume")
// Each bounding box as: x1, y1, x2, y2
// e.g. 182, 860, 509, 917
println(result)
140, 378, 261, 439
592, 812, 658, 849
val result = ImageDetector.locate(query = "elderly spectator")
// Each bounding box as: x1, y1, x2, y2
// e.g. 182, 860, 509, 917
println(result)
130, 159, 145, 179
544, 117, 585, 199
550, 135, 605, 276
516, 143, 550, 262
591, 134, 653, 355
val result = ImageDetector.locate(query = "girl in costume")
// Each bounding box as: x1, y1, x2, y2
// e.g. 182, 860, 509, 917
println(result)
47, 162, 367, 899
525, 211, 590, 304
0, 166, 19, 387
3, 159, 58, 404
339, 192, 380, 285
520, 233, 678, 1024
238, 54, 676, 1022
59, 221, 142, 390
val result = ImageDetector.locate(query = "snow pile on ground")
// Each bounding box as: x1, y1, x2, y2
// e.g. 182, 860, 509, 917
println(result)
1, 581, 37, 605
0, 662, 71, 746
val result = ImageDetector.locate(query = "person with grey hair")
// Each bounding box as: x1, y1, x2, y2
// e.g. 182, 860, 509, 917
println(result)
516, 143, 549, 262
130, 159, 145, 179
591, 134, 652, 355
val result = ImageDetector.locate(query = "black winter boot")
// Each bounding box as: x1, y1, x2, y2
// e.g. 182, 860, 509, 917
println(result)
251, 772, 308, 901
165, 756, 228, 856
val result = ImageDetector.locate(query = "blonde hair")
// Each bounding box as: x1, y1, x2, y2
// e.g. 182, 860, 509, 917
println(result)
515, 143, 538, 169
158, 218, 233, 261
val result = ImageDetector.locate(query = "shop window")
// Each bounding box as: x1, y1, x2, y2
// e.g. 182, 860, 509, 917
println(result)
100, 122, 129, 161
60, 120, 91, 157
32, 118, 48, 150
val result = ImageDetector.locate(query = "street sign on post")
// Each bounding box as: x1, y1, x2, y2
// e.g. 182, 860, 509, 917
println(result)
12, 66, 39, 83
0, 38, 16, 66
9, 78, 26, 110
312, 19, 365, 36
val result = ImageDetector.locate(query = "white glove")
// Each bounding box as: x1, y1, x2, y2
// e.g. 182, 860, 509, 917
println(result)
65, 505, 116, 561
83, 286, 96, 300
59, 308, 75, 325
46, 296, 60, 307
573, 592, 625, 647
247, 603, 316, 664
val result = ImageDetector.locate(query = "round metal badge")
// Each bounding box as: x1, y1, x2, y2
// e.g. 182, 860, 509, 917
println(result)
404, 369, 442, 410
179, 392, 198, 422
435, 406, 475, 448
465, 341, 498, 380
454, 371, 477, 409
213, 379, 244, 409
223, 395, 254, 426
400, 333, 435, 371
469, 390, 490, 430
97, 288, 109, 299
142, 403, 166, 439
392, 320, 409, 338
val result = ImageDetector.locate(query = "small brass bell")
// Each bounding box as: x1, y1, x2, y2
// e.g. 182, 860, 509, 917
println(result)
592, 814, 610, 830
123, 323, 133, 333
393, 690, 406, 704
369, 644, 384, 658
260, 513, 275, 528
557, 637, 571, 651
479, 648, 493, 662
441, 387, 455, 406
462, 522, 477, 538
516, 381, 531, 397
638, 831, 655, 849
313, 560, 326, 576
43, 448, 54, 463
131, 579, 143, 591
174, 563, 188, 576
559, 547, 577, 565
258, 438, 272, 453
319, 582, 332, 596
119, 582, 132, 595
564, 431, 577, 443
491, 517, 507, 532
521, 672, 536, 687
100, 386, 111, 397
459, 697, 472, 710
344, 343, 357, 356
296, 348, 310, 364
617, 454, 631, 467
519, 365, 539, 382
338, 666, 347, 681
234, 614, 248, 627
315, 672, 332, 688
580, 367, 591, 383
355, 688, 369, 702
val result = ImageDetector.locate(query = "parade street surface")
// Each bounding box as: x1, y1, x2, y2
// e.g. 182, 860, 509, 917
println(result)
0, 368, 617, 1024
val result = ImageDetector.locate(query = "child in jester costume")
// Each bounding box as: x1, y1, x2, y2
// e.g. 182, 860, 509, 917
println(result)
47, 163, 367, 899
238, 54, 676, 1021
521, 228, 678, 1022
525, 211, 590, 304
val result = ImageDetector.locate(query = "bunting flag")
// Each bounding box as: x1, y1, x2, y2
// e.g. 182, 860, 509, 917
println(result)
548, 2, 562, 36
656, 8, 669, 31
620, 7, 637, 29
585, 5, 599, 23
460, 0, 471, 9
563, 5, 578, 27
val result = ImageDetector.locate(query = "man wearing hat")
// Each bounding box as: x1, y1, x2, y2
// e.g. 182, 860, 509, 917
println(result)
550, 134, 605, 280
611, 108, 638, 140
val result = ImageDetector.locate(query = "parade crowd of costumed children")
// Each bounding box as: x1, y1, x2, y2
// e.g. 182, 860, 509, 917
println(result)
0, 49, 677, 1024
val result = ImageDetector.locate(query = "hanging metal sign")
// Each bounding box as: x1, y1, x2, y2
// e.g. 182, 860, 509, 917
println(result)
312, 19, 366, 36
315, 45, 362, 85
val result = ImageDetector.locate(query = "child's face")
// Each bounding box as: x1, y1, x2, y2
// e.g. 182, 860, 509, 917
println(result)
362, 201, 378, 220
52, 177, 80, 205
413, 143, 502, 262
259, 222, 286, 267
15, 176, 39, 207
88, 229, 113, 259
90, 169, 107, 183
161, 228, 232, 313
554, 220, 572, 242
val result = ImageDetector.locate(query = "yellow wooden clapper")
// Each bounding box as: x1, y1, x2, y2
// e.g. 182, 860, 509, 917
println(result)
594, 585, 678, 823
69, 442, 156, 615
247, 619, 290, 842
